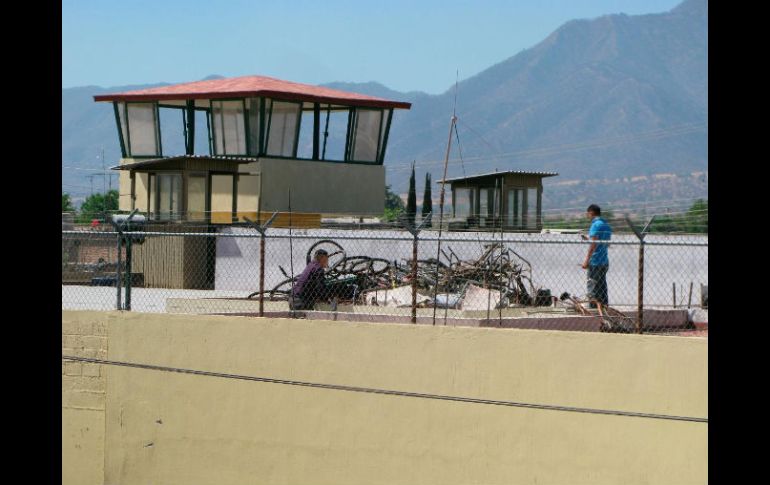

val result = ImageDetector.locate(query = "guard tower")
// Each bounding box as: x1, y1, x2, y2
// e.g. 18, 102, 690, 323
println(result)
94, 75, 411, 225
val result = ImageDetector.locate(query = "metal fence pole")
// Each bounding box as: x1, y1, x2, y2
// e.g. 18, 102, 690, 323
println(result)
245, 213, 278, 318
625, 215, 655, 334
260, 232, 266, 317
412, 233, 418, 324
637, 240, 644, 334
125, 238, 133, 311
115, 232, 122, 311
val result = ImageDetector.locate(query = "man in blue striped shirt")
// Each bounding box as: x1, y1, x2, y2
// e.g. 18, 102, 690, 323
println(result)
581, 204, 612, 308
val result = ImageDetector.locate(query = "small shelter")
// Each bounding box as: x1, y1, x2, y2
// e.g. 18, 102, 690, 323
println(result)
439, 170, 558, 231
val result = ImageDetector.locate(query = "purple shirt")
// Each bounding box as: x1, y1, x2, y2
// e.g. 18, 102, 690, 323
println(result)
291, 261, 327, 300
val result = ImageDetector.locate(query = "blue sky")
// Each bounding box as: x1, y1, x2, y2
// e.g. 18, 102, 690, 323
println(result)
62, 0, 684, 94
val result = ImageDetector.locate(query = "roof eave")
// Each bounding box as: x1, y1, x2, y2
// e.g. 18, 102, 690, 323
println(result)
94, 91, 411, 110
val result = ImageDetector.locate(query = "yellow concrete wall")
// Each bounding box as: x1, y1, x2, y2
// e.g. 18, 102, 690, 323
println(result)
62, 313, 108, 485
62, 311, 707, 485
118, 170, 132, 211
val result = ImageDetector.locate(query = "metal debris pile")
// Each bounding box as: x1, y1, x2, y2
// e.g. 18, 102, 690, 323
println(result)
250, 240, 553, 310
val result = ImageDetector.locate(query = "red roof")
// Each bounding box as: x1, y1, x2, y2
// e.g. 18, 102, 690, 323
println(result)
93, 75, 411, 109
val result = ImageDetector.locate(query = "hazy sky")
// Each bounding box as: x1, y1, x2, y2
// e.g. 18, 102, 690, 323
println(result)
63, 0, 684, 94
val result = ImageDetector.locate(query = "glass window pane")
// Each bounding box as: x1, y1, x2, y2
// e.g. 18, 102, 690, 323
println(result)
296, 109, 315, 159
187, 175, 206, 221
127, 103, 159, 156
507, 189, 524, 228
321, 108, 348, 161
453, 187, 474, 218
527, 187, 538, 229
212, 100, 246, 155
247, 98, 261, 155
351, 109, 381, 162
157, 174, 182, 221
378, 109, 391, 161
212, 103, 224, 154
117, 102, 128, 155
266, 101, 300, 157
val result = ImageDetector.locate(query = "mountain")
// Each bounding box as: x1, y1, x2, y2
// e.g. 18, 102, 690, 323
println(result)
324, 0, 707, 206
62, 0, 707, 209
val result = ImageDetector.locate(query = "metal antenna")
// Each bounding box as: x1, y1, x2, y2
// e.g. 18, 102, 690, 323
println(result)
432, 70, 460, 326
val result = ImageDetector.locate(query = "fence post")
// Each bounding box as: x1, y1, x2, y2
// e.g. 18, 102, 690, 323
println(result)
245, 213, 278, 317
110, 209, 140, 311
637, 239, 644, 333
115, 231, 122, 311
404, 213, 431, 324
412, 233, 418, 324
625, 215, 654, 334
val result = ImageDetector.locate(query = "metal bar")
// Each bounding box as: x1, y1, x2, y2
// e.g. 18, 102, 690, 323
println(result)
688, 281, 693, 309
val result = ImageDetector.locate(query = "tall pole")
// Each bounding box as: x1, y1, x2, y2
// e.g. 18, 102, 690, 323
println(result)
101, 147, 107, 220
431, 114, 457, 326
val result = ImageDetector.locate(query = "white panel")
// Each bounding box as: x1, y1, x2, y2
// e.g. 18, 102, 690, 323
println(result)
222, 100, 246, 154
266, 101, 300, 157
127, 103, 159, 156
351, 109, 381, 162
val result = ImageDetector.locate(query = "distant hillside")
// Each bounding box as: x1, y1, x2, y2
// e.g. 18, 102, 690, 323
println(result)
62, 0, 707, 210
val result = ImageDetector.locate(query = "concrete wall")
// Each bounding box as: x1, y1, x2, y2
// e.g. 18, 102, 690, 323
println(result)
257, 157, 385, 215
62, 311, 707, 485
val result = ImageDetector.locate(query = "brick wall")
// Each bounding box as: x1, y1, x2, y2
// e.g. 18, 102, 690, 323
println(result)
62, 314, 108, 485
62, 319, 108, 409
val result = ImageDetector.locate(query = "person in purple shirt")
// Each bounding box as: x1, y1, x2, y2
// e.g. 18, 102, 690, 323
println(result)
290, 249, 331, 310
581, 204, 612, 308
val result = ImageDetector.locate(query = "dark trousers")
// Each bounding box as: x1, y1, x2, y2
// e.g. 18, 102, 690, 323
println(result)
288, 295, 313, 311
587, 265, 609, 306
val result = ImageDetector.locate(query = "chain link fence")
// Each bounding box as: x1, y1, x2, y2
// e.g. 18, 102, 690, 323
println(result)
62, 222, 707, 336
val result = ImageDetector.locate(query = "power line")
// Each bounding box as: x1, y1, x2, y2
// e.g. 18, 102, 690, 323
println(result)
385, 122, 707, 174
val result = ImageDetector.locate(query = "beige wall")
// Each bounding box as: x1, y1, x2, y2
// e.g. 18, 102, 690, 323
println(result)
257, 158, 385, 215
62, 313, 108, 485
63, 311, 707, 485
118, 170, 132, 211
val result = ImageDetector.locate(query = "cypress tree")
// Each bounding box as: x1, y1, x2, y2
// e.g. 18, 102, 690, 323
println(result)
421, 172, 432, 227
406, 162, 416, 228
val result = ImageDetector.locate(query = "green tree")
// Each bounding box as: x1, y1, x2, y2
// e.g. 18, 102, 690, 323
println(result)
76, 190, 119, 223
685, 199, 708, 233
383, 185, 405, 222
62, 193, 74, 212
405, 162, 416, 228
421, 172, 432, 228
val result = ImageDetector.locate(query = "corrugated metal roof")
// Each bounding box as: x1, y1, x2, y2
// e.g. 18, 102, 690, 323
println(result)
438, 170, 559, 183
94, 75, 411, 110
111, 154, 254, 171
